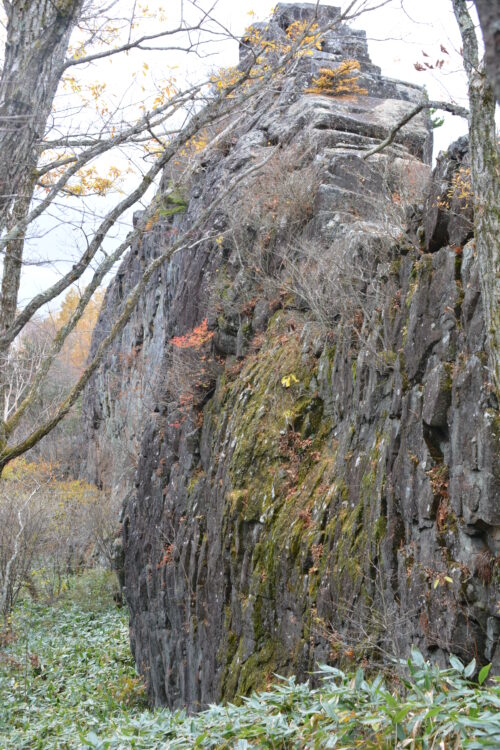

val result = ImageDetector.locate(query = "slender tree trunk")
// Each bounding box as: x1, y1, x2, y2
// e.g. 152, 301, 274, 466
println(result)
452, 0, 500, 398
468, 78, 500, 397
0, 186, 31, 449
473, 0, 500, 105
0, 487, 36, 623
0, 0, 83, 452
0, 0, 83, 333
0, 184, 32, 335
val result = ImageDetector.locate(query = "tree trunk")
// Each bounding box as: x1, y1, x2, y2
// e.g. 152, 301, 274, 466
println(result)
468, 75, 500, 397
453, 0, 500, 399
0, 0, 83, 235
0, 183, 32, 336
473, 0, 500, 105
0, 0, 83, 450
0, 0, 84, 343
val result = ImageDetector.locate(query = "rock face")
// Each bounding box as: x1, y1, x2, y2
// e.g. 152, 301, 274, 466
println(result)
83, 3, 500, 710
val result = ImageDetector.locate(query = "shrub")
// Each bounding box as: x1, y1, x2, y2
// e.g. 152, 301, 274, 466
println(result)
164, 319, 220, 425
229, 145, 319, 279
280, 230, 398, 350
0, 460, 119, 620
305, 59, 368, 97
277, 154, 430, 358
60, 568, 121, 611
0, 586, 147, 750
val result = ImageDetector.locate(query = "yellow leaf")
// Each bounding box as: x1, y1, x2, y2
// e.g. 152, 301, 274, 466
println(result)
281, 374, 299, 388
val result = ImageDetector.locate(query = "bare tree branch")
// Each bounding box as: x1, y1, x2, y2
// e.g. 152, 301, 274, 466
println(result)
0, 0, 420, 468
0, 82, 204, 249
362, 99, 469, 160
0, 148, 277, 468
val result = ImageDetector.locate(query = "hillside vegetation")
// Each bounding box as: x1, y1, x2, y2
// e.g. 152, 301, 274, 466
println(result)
1, 571, 499, 749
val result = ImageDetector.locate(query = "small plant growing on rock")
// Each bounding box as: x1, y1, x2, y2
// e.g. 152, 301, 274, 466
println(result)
170, 318, 214, 350
305, 59, 368, 97
165, 319, 219, 427
436, 165, 473, 210
228, 144, 319, 279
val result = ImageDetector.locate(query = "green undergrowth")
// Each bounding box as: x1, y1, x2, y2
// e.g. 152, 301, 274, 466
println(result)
0, 570, 147, 750
1, 570, 499, 749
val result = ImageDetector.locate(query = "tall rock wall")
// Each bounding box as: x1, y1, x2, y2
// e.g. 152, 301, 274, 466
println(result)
83, 3, 499, 710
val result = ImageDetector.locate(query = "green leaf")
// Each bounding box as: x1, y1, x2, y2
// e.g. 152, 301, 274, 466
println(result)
354, 668, 364, 690
393, 705, 412, 723
82, 731, 101, 747
478, 664, 492, 685
396, 723, 406, 741
449, 655, 465, 673
410, 647, 425, 667
464, 659, 476, 678
425, 706, 443, 719
380, 690, 398, 708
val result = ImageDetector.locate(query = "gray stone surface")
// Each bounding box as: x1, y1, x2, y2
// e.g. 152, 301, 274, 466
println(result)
424, 136, 473, 252
82, 3, 499, 711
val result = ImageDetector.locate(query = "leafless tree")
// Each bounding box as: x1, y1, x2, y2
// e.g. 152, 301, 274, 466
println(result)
0, 474, 45, 622
0, 460, 120, 620
0, 0, 393, 473
1, 325, 50, 423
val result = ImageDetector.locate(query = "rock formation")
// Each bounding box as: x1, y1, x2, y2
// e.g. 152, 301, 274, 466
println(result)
83, 3, 500, 710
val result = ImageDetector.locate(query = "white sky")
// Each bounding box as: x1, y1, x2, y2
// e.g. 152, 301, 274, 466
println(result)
211, 0, 473, 152
12, 0, 480, 306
